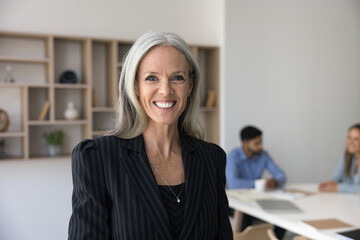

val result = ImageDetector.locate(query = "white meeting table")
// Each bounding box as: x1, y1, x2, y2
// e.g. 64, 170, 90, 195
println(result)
227, 183, 360, 240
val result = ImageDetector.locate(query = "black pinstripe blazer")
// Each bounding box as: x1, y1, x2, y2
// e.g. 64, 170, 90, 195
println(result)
68, 133, 233, 240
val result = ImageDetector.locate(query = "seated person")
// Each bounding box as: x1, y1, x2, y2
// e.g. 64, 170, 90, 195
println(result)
226, 125, 286, 190
319, 123, 360, 193
226, 125, 286, 239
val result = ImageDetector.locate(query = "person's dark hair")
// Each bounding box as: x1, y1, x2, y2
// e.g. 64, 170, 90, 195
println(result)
344, 123, 360, 177
240, 126, 262, 141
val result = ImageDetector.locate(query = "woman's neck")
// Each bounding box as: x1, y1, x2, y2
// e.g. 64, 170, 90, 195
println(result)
142, 123, 181, 158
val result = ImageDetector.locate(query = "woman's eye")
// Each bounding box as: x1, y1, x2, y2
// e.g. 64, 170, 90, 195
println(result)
172, 75, 185, 81
145, 75, 157, 81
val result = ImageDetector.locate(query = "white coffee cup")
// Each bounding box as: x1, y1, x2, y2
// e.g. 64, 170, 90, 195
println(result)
255, 179, 266, 192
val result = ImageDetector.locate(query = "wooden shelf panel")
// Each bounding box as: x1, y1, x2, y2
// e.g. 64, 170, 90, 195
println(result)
0, 83, 24, 88
92, 107, 114, 112
53, 83, 89, 89
29, 155, 71, 160
92, 130, 107, 136
0, 56, 50, 63
28, 120, 89, 125
0, 131, 25, 137
0, 83, 50, 88
0, 156, 26, 161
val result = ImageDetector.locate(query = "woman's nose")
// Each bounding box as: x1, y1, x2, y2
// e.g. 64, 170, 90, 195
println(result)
158, 80, 173, 96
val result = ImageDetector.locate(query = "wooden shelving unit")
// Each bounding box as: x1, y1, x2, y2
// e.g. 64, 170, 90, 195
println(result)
0, 31, 220, 161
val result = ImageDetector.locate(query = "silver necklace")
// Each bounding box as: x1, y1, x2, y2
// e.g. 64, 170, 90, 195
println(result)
150, 162, 184, 203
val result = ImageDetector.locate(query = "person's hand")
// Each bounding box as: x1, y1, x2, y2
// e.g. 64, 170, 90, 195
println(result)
266, 178, 278, 190
318, 180, 338, 192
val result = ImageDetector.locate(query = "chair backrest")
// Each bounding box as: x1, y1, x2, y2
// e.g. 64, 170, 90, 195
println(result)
267, 228, 278, 240
233, 223, 272, 240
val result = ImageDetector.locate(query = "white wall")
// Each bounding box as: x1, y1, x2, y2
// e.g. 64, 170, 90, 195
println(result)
223, 0, 360, 183
0, 1, 223, 240
0, 160, 72, 240
0, 0, 222, 45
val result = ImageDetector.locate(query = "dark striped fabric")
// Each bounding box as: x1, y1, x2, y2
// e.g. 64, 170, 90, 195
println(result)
68, 133, 233, 240
158, 183, 185, 240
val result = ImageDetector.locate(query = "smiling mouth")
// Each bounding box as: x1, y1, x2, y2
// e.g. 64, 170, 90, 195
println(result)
154, 101, 176, 109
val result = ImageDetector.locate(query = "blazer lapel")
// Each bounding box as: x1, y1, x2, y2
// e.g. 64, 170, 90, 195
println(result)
179, 135, 204, 240
121, 135, 172, 240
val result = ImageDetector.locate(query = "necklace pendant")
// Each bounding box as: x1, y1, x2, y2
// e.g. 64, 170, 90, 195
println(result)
177, 198, 180, 203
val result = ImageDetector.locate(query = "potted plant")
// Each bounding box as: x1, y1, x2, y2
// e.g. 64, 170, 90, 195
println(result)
43, 129, 64, 156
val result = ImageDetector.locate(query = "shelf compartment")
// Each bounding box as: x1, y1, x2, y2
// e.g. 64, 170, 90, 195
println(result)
29, 124, 86, 158
0, 35, 48, 59
0, 87, 24, 132
0, 136, 24, 160
28, 87, 50, 121
92, 41, 110, 108
117, 42, 132, 63
54, 38, 87, 84
192, 46, 220, 144
0, 62, 48, 84
54, 88, 86, 121
92, 111, 115, 132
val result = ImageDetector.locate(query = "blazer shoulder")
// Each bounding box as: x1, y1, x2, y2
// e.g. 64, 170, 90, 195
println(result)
190, 136, 226, 156
72, 136, 123, 155
72, 138, 97, 155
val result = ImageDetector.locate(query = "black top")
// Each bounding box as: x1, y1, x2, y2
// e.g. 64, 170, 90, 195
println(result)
158, 183, 185, 240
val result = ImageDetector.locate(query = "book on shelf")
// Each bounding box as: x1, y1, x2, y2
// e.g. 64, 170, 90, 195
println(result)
300, 218, 353, 231
38, 101, 50, 121
204, 90, 216, 108
335, 228, 360, 240
92, 88, 98, 108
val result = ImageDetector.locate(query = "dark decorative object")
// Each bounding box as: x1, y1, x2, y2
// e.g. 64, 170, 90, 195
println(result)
59, 70, 77, 84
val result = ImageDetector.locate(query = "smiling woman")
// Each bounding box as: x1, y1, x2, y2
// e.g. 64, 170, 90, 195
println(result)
135, 46, 193, 128
68, 32, 233, 240
319, 123, 360, 193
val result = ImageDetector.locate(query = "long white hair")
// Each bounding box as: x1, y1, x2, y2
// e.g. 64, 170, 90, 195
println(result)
107, 32, 204, 139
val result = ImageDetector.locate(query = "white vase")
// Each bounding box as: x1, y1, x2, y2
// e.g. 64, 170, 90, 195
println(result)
64, 101, 79, 120
48, 145, 61, 156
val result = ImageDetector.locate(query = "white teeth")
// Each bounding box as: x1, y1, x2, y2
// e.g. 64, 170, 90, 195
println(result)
155, 101, 175, 108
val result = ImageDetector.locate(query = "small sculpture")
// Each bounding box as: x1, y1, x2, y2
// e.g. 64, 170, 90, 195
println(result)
64, 101, 79, 120
4, 65, 15, 83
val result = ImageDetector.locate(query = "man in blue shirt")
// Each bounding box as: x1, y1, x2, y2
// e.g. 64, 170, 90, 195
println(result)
226, 126, 286, 190
226, 125, 286, 239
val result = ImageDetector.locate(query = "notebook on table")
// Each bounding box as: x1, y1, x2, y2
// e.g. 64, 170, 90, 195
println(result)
300, 218, 353, 231
256, 199, 303, 213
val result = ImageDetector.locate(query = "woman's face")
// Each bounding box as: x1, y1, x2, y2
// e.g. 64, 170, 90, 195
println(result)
135, 46, 193, 127
346, 128, 360, 154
